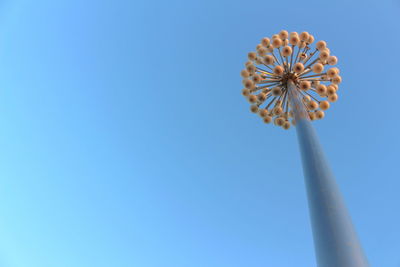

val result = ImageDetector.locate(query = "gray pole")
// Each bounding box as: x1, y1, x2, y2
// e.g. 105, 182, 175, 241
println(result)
287, 80, 369, 267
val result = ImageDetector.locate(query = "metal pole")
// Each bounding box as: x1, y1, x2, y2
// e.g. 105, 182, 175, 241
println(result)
287, 80, 369, 267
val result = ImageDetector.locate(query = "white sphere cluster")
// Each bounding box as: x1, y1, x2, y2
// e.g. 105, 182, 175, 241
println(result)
241, 30, 342, 130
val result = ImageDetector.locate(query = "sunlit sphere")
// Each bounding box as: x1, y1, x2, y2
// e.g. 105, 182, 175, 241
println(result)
273, 65, 284, 76
327, 56, 338, 65
315, 110, 325, 119
257, 47, 267, 56
263, 55, 275, 65
319, 100, 330, 110
244, 79, 255, 89
332, 75, 342, 84
273, 106, 283, 115
275, 117, 285, 126
246, 64, 256, 73
242, 88, 250, 97
312, 63, 324, 73
282, 46, 293, 57
257, 92, 267, 101
316, 40, 327, 50
308, 35, 315, 44
316, 84, 327, 96
283, 121, 291, 130
327, 67, 339, 78
328, 94, 338, 102
309, 112, 316, 120
248, 52, 257, 61
308, 100, 318, 110
311, 80, 320, 87
261, 37, 270, 47
294, 62, 304, 73
263, 115, 272, 123
279, 30, 289, 39
250, 105, 259, 113
248, 95, 257, 103
289, 35, 300, 45
272, 38, 283, 48
326, 85, 336, 96
259, 108, 269, 117
300, 80, 311, 91
300, 32, 309, 41
252, 73, 262, 83
319, 50, 330, 60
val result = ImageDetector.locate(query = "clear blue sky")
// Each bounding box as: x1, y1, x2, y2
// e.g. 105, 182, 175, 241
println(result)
0, 0, 399, 266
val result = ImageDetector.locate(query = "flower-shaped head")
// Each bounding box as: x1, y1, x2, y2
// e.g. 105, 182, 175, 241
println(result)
240, 30, 341, 129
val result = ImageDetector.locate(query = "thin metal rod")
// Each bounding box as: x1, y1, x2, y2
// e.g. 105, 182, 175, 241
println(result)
287, 80, 369, 267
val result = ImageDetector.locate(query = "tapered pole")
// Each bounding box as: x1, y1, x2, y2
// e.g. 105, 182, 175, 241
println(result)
288, 80, 369, 267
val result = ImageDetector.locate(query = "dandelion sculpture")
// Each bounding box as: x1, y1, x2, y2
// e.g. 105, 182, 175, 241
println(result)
241, 31, 369, 267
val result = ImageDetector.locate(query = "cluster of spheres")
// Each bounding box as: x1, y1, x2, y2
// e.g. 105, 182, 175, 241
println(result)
241, 30, 342, 130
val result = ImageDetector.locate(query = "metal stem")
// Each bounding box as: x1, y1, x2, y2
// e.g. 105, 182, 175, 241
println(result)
287, 80, 369, 267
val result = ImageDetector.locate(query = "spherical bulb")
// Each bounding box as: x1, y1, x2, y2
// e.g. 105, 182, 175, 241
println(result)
327, 56, 338, 65
266, 45, 274, 53
263, 55, 275, 65
241, 69, 250, 78
327, 67, 339, 78
319, 100, 330, 110
312, 63, 324, 73
300, 32, 309, 41
326, 85, 336, 95
331, 83, 339, 91
308, 34, 315, 44
259, 108, 269, 117
283, 121, 291, 130
244, 79, 255, 89
303, 95, 311, 102
315, 110, 325, 119
279, 30, 289, 39
261, 37, 270, 47
275, 117, 285, 126
273, 65, 284, 76
316, 40, 327, 50
272, 38, 282, 48
263, 116, 272, 123
308, 100, 318, 110
272, 34, 279, 39
242, 88, 250, 97
248, 52, 257, 61
319, 50, 330, 60
300, 80, 311, 91
257, 47, 267, 56
272, 87, 282, 96
294, 62, 304, 73
252, 74, 262, 83
316, 84, 327, 96
246, 64, 256, 73
328, 93, 338, 102
282, 46, 292, 57
248, 94, 257, 103
257, 92, 267, 101
300, 52, 307, 61
273, 106, 283, 115
289, 31, 298, 37
332, 75, 342, 84
256, 44, 262, 50
309, 112, 316, 121
250, 105, 259, 113
289, 35, 300, 46
245, 61, 253, 66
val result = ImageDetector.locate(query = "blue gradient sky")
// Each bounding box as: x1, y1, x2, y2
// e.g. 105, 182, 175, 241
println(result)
0, 0, 399, 266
